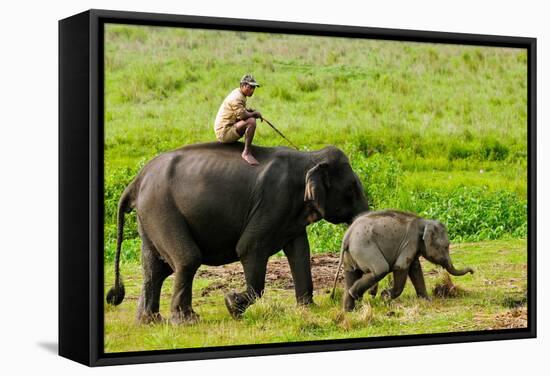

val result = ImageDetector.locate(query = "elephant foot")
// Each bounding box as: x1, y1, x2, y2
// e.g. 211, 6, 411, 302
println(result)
418, 294, 432, 301
343, 292, 356, 312
136, 312, 164, 325
381, 289, 393, 300
296, 294, 315, 306
368, 284, 378, 297
170, 309, 200, 325
224, 292, 249, 319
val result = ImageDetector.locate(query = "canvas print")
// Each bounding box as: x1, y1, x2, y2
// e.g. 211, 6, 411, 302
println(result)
103, 23, 528, 353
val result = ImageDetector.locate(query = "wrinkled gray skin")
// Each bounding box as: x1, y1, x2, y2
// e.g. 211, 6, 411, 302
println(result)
332, 210, 474, 311
107, 142, 369, 323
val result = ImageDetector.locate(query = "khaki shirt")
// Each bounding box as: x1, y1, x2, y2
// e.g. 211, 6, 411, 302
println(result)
214, 88, 247, 135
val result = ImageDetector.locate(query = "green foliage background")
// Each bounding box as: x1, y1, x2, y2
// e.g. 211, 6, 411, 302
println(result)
104, 24, 527, 262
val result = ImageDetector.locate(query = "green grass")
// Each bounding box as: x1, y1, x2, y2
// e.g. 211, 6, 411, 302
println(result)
104, 239, 527, 352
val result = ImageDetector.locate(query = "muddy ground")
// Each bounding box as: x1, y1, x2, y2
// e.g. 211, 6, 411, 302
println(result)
197, 253, 342, 296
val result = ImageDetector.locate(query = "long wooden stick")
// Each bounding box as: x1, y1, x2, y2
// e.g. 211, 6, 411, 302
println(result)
260, 117, 299, 150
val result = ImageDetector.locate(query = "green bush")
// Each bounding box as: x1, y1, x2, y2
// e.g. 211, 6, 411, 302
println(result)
296, 77, 320, 92
448, 143, 475, 160
413, 187, 527, 242
351, 152, 402, 209
480, 138, 510, 161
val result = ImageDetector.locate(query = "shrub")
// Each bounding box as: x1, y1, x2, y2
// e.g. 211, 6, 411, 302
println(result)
448, 143, 474, 160
352, 152, 402, 209
296, 77, 320, 93
413, 187, 527, 242
480, 138, 510, 161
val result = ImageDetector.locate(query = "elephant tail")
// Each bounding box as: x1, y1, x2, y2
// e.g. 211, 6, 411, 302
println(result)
330, 233, 349, 300
106, 183, 135, 306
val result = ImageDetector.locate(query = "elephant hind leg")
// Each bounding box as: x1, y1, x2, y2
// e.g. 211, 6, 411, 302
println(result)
136, 223, 173, 324
348, 269, 388, 301
347, 244, 390, 303
143, 213, 202, 325
349, 242, 390, 299
343, 269, 363, 311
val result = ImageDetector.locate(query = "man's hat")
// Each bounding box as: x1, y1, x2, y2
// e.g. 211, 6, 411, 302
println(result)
240, 74, 261, 87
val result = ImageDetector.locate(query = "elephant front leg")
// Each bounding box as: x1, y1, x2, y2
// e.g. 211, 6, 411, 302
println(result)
381, 268, 408, 300
381, 244, 417, 300
283, 233, 314, 305
408, 258, 429, 299
224, 253, 268, 319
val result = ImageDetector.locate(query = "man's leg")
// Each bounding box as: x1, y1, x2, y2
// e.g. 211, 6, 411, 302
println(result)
234, 118, 259, 165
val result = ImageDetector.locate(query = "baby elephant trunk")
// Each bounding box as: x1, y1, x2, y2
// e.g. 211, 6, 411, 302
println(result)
444, 259, 474, 276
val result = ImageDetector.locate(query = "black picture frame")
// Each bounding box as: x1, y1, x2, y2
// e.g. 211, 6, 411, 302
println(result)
59, 8, 537, 367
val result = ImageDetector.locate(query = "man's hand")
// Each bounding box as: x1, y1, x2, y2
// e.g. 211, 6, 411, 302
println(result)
244, 108, 262, 120
248, 110, 262, 119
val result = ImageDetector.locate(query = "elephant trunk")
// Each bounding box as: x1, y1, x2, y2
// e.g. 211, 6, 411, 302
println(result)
444, 259, 474, 276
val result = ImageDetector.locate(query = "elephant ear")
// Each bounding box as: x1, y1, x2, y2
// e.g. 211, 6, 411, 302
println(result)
304, 162, 330, 221
422, 221, 442, 261
422, 221, 435, 246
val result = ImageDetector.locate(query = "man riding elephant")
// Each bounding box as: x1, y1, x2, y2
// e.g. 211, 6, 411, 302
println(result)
214, 74, 262, 165
106, 142, 369, 323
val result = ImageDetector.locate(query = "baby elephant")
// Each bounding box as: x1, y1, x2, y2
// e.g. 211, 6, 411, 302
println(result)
332, 210, 474, 311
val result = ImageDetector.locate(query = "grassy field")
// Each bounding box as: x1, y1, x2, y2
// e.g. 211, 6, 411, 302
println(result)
103, 24, 529, 352
105, 239, 527, 352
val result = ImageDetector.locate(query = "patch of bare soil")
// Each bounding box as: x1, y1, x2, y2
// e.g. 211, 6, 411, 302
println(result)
475, 307, 528, 329
197, 253, 343, 296
494, 307, 528, 329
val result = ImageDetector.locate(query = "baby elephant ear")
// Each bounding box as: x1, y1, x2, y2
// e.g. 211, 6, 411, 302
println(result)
304, 162, 329, 218
422, 221, 435, 245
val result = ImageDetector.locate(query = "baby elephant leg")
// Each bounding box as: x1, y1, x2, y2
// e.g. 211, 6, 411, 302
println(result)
346, 242, 390, 310
381, 244, 419, 300
408, 258, 429, 299
381, 269, 408, 300
343, 269, 363, 311
368, 283, 379, 297
348, 268, 388, 301
347, 259, 389, 309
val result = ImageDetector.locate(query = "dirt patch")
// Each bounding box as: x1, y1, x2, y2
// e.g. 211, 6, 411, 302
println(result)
197, 253, 343, 296
475, 307, 527, 329
493, 307, 528, 329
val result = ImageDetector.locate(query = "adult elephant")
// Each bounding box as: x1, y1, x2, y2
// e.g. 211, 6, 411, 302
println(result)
106, 142, 369, 323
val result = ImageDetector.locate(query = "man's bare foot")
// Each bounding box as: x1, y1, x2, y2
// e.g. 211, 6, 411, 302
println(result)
242, 152, 259, 166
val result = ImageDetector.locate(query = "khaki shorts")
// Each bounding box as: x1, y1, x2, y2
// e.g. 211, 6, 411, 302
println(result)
215, 125, 242, 143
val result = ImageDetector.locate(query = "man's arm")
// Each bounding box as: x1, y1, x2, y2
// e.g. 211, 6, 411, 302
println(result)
243, 109, 262, 120
231, 99, 261, 121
